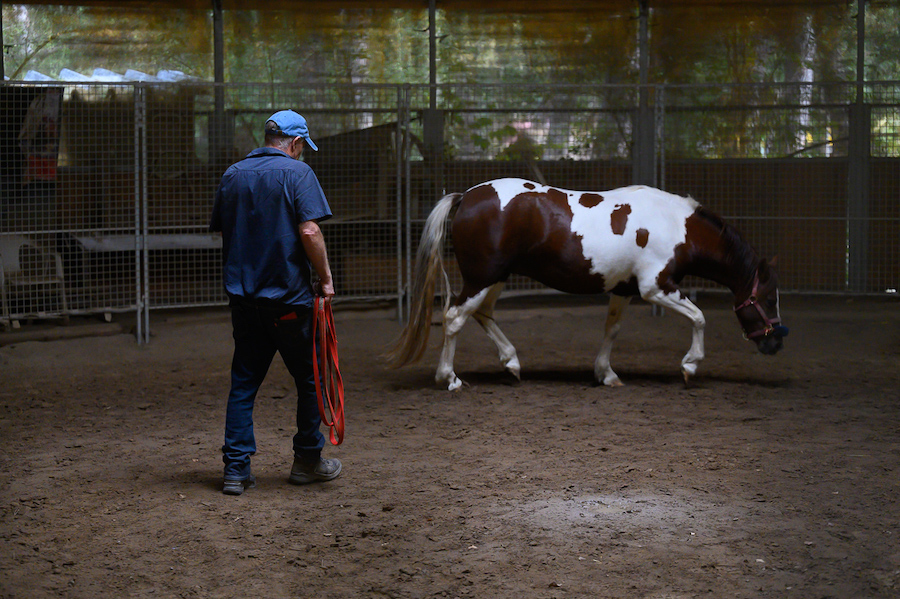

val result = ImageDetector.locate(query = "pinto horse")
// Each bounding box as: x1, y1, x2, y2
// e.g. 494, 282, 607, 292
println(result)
387, 178, 787, 390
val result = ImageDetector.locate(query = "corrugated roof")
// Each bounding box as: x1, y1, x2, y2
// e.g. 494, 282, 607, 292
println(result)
18, 68, 192, 82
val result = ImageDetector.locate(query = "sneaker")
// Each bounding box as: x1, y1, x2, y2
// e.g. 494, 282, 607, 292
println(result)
288, 457, 342, 485
222, 474, 256, 496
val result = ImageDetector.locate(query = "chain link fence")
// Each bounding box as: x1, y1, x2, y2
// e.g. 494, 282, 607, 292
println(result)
1, 84, 140, 332
1, 81, 897, 340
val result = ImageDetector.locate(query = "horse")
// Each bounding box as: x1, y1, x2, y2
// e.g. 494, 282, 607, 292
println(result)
386, 178, 787, 390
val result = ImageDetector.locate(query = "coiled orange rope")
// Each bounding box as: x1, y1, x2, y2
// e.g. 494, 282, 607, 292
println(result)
312, 297, 344, 445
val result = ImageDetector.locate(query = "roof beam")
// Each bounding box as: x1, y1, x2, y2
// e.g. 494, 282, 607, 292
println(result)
5, 0, 850, 7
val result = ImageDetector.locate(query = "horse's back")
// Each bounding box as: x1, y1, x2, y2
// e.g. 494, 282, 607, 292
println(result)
460, 178, 699, 256
571, 184, 699, 252
450, 179, 702, 294
463, 178, 697, 214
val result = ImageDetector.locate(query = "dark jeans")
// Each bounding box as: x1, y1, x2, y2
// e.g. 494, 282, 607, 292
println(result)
222, 300, 324, 480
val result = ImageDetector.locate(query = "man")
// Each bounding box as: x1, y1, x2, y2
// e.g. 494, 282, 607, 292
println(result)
210, 109, 342, 496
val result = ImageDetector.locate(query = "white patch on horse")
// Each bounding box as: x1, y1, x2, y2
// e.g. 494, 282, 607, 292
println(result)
571, 186, 698, 291
482, 178, 553, 210
484, 179, 700, 293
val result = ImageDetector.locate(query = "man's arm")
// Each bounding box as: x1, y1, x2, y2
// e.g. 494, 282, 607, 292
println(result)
299, 219, 335, 302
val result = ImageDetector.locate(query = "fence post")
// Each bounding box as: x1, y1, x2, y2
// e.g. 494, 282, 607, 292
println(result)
633, 0, 656, 187
656, 85, 666, 190
847, 101, 870, 292
0, 1, 5, 81
398, 84, 411, 324
134, 83, 149, 343
633, 89, 656, 187
847, 0, 869, 292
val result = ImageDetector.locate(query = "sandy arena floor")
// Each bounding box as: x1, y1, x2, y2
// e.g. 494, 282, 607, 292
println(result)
1, 294, 898, 598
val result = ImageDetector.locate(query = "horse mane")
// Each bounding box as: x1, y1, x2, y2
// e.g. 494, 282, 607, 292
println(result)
694, 205, 759, 285
694, 205, 725, 228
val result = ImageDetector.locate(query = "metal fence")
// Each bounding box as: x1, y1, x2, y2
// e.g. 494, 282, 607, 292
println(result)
1, 81, 897, 341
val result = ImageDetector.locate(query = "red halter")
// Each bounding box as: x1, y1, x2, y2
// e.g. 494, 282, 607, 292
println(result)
733, 271, 784, 340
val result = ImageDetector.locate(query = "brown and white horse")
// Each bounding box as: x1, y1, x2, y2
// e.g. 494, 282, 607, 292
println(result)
387, 178, 787, 390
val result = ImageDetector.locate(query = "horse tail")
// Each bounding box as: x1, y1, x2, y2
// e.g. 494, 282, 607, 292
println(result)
384, 192, 463, 368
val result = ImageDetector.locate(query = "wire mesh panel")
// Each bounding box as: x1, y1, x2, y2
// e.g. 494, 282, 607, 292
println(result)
663, 83, 862, 294
406, 84, 638, 297
143, 83, 404, 313
1, 80, 897, 337
1, 83, 140, 327
404, 81, 898, 299
142, 83, 229, 311
869, 82, 900, 294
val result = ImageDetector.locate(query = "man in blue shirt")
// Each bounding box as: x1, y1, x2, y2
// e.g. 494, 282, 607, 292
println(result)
210, 110, 341, 496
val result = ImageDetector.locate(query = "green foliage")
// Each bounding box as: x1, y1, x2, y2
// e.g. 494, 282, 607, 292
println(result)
2, 3, 898, 158
3, 3, 899, 85
2, 6, 213, 80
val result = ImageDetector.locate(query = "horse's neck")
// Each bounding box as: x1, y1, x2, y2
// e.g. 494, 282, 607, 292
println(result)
689, 221, 758, 299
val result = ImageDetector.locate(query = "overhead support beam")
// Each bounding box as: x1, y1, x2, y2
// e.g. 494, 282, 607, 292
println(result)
1, 1, 5, 80
211, 0, 229, 169
847, 0, 869, 291
633, 0, 656, 187
213, 0, 224, 85
423, 0, 443, 157
429, 0, 436, 111
423, 0, 445, 194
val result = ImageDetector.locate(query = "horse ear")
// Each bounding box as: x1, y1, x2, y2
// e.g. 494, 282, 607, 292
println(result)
769, 255, 779, 268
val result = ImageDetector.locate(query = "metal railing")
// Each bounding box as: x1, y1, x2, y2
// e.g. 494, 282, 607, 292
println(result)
1, 81, 897, 341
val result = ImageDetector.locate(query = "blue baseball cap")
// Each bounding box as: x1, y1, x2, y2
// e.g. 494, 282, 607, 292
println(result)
265, 110, 319, 151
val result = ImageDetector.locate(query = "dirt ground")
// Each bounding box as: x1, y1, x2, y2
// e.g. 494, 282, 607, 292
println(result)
1, 294, 898, 599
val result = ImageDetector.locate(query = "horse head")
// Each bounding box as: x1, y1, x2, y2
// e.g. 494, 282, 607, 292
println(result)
733, 258, 788, 355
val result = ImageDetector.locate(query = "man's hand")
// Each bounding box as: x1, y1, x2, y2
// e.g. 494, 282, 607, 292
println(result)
314, 279, 335, 303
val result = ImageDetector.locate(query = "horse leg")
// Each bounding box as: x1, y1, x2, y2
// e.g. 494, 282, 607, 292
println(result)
643, 288, 706, 383
594, 294, 632, 386
436, 286, 492, 391
471, 282, 521, 381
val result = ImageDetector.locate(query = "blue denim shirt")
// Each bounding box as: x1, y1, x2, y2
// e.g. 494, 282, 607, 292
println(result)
210, 147, 332, 307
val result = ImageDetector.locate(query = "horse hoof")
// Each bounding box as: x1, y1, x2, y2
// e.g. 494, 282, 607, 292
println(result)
501, 369, 521, 386
599, 371, 624, 387
447, 377, 464, 391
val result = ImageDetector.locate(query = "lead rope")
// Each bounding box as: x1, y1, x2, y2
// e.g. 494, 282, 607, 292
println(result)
312, 297, 344, 445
